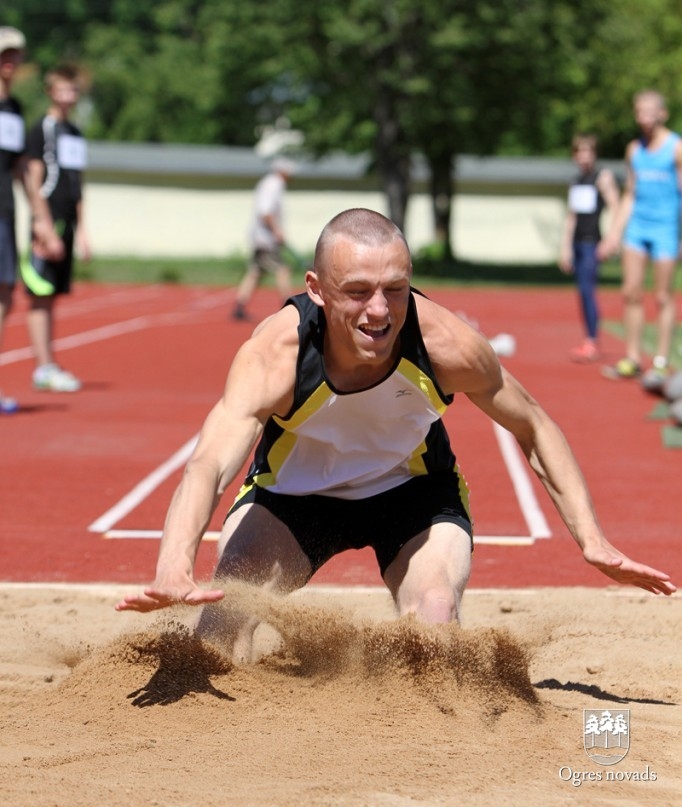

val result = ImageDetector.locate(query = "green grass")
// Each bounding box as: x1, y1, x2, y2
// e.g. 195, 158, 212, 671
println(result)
72, 252, 603, 288
74, 249, 682, 291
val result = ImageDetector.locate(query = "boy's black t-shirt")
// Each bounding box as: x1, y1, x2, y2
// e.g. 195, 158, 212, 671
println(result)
25, 115, 85, 222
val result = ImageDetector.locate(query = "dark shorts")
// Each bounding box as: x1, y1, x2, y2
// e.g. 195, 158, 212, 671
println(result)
24, 219, 75, 296
0, 217, 18, 287
227, 472, 473, 577
251, 247, 285, 275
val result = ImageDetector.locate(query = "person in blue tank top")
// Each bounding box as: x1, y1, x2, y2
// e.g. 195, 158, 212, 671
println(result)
115, 208, 675, 665
601, 90, 682, 387
559, 134, 620, 363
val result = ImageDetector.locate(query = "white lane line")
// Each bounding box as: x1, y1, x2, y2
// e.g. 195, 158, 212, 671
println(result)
0, 315, 154, 366
102, 528, 536, 546
3, 286, 165, 327
493, 422, 551, 539
89, 396, 548, 547
1, 288, 234, 366
88, 435, 198, 533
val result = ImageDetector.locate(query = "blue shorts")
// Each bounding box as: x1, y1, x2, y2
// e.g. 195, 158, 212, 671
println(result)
0, 217, 18, 287
623, 218, 680, 261
227, 471, 473, 577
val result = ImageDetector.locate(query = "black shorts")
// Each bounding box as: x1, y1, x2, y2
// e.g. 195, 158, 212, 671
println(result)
251, 248, 284, 275
24, 219, 75, 296
226, 472, 473, 577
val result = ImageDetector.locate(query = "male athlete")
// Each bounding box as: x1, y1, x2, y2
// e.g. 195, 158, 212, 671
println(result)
117, 209, 675, 662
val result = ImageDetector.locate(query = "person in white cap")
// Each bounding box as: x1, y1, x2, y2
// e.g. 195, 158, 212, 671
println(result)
232, 157, 297, 321
0, 27, 63, 411
0, 27, 27, 412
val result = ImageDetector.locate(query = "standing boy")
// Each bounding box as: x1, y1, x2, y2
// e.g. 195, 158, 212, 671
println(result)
559, 134, 620, 362
24, 63, 90, 392
600, 90, 682, 388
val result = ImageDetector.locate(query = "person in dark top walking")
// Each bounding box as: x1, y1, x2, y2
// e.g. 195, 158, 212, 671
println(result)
24, 63, 90, 392
559, 134, 620, 363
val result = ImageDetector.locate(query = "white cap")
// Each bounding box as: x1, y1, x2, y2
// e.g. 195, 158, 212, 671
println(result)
271, 157, 298, 177
0, 27, 26, 54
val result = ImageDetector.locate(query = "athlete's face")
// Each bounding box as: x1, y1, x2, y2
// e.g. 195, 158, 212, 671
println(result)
307, 237, 412, 373
0, 48, 22, 83
634, 97, 667, 137
48, 78, 80, 113
572, 144, 596, 172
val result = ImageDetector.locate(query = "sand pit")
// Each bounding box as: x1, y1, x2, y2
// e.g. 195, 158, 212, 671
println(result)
1, 583, 679, 806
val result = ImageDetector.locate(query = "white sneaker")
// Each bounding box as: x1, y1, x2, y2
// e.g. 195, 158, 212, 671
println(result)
33, 363, 82, 393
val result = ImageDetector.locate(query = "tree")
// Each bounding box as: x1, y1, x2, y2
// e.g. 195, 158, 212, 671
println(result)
272, 0, 611, 252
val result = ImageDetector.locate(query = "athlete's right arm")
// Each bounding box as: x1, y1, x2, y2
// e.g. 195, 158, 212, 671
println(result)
115, 306, 300, 612
599, 141, 635, 258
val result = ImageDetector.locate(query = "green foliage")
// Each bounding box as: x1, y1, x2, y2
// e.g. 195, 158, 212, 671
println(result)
10, 0, 682, 238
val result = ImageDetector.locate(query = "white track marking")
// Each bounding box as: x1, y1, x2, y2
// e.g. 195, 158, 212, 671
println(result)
1, 288, 235, 366
88, 435, 198, 533
0, 316, 156, 365
102, 528, 535, 546
492, 422, 551, 538
88, 407, 550, 547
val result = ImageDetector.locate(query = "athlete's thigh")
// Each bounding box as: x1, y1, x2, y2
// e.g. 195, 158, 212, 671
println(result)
383, 521, 472, 605
215, 502, 312, 590
652, 256, 677, 295
621, 245, 648, 294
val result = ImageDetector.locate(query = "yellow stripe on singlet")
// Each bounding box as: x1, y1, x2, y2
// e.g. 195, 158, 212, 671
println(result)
239, 382, 334, 493
396, 358, 449, 414
399, 357, 448, 475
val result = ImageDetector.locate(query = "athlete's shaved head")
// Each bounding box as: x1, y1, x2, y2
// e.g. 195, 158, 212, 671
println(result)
313, 208, 410, 278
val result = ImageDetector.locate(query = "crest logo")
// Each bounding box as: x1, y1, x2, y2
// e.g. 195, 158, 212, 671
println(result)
583, 709, 630, 766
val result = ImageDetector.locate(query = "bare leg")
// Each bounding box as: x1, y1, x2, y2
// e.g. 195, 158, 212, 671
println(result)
620, 247, 648, 365
274, 263, 292, 303
382, 523, 472, 624
26, 294, 56, 367
652, 257, 677, 361
196, 503, 312, 663
234, 264, 262, 309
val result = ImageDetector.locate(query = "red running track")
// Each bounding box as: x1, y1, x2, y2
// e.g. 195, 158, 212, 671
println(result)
1, 282, 680, 590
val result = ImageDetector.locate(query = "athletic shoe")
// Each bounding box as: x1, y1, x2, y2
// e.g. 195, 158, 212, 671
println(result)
641, 357, 670, 395
33, 363, 82, 393
569, 341, 600, 363
0, 393, 19, 414
601, 357, 641, 380
231, 304, 251, 321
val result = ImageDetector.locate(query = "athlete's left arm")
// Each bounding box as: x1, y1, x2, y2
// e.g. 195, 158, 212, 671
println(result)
420, 298, 676, 595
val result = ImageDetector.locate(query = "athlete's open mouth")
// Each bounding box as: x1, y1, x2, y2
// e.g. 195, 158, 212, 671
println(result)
359, 323, 390, 339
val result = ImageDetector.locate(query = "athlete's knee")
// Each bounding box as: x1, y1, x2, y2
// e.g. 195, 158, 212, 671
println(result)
621, 283, 644, 305
653, 287, 675, 310
398, 583, 461, 624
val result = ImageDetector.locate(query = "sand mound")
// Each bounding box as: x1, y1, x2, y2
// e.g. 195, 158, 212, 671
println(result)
2, 585, 680, 806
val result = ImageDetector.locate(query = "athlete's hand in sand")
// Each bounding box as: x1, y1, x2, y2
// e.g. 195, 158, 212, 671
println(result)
583, 544, 676, 595
115, 575, 225, 612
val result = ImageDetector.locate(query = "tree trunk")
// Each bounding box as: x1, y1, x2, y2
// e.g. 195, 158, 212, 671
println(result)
374, 93, 411, 232
428, 152, 455, 258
